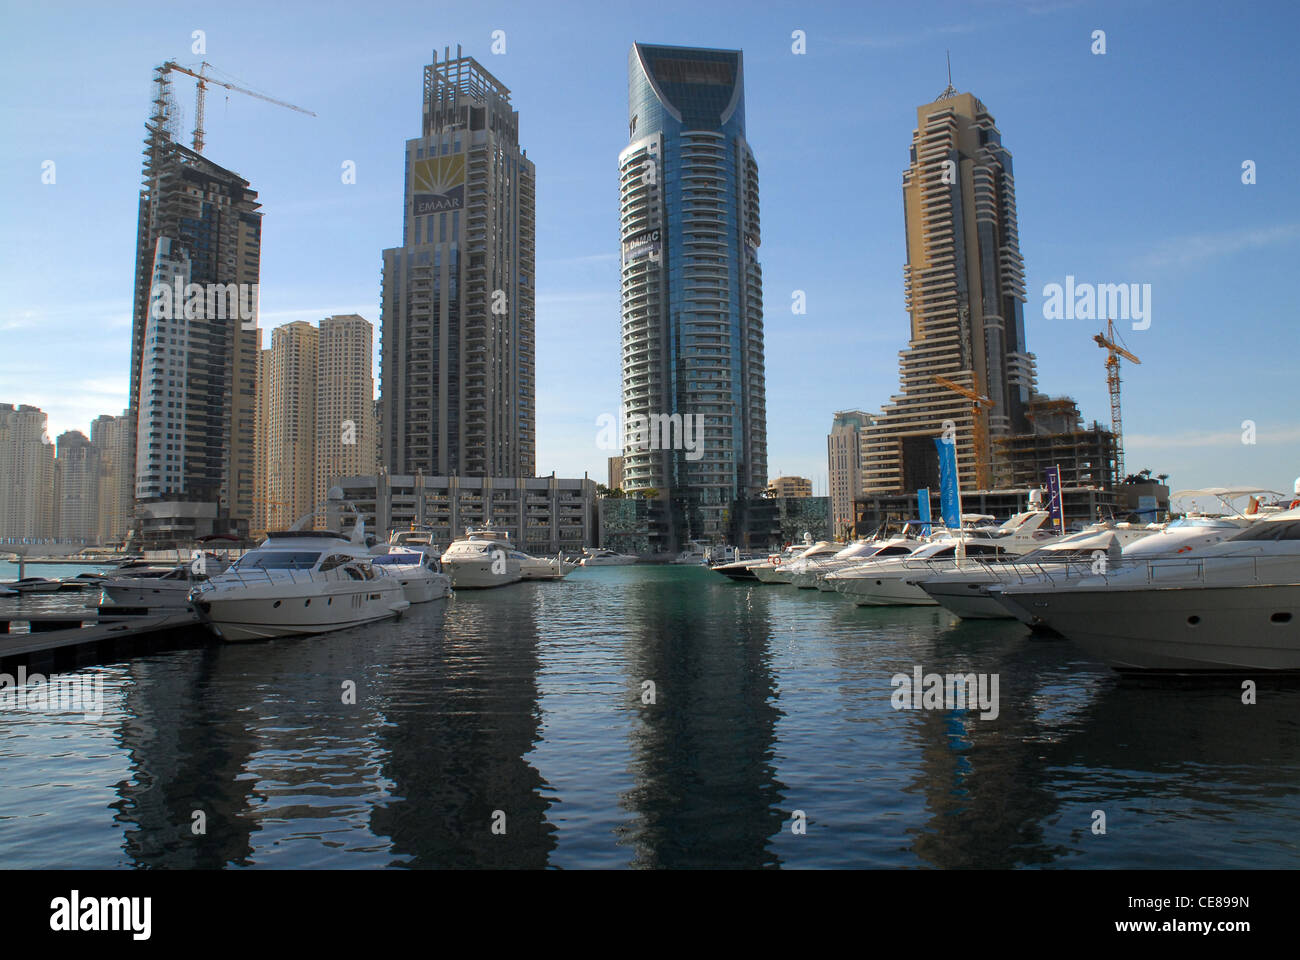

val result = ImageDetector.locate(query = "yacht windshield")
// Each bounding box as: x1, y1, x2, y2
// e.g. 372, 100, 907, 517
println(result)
234, 551, 321, 570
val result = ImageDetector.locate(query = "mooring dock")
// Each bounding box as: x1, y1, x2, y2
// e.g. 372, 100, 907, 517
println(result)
0, 608, 208, 673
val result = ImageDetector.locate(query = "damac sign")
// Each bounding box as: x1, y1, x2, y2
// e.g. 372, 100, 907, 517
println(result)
622, 229, 660, 264
412, 154, 466, 215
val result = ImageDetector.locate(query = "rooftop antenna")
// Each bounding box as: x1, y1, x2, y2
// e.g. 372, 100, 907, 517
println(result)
938, 51, 958, 100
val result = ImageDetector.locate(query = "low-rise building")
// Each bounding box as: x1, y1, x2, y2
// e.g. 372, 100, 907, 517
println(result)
333, 473, 598, 555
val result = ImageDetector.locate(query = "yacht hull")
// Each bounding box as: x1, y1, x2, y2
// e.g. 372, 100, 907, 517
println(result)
442, 558, 523, 589
394, 574, 452, 604
197, 586, 409, 642
834, 572, 937, 606
919, 578, 1013, 619
101, 579, 193, 608
997, 583, 1300, 671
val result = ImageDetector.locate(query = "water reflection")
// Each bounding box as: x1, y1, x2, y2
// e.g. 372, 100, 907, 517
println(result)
617, 570, 787, 868
369, 592, 556, 868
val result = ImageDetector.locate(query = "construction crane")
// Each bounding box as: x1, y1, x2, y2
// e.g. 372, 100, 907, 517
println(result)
933, 374, 992, 490
160, 60, 316, 154
1093, 318, 1141, 482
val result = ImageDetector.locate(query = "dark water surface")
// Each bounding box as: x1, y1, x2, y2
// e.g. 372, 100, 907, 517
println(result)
2, 565, 1298, 868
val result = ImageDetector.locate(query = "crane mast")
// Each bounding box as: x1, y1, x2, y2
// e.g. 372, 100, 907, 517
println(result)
1092, 318, 1141, 483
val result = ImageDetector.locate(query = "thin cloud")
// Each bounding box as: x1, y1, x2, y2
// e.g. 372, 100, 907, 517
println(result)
1138, 223, 1300, 269
1127, 425, 1300, 450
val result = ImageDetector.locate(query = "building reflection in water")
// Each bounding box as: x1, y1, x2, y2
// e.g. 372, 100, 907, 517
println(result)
616, 571, 787, 868
369, 590, 556, 867
900, 619, 1300, 867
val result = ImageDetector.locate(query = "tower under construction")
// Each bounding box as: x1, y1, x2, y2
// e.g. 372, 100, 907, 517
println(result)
127, 65, 262, 546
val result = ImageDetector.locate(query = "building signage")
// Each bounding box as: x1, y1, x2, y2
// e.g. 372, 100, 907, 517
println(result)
622, 228, 661, 264
412, 154, 466, 215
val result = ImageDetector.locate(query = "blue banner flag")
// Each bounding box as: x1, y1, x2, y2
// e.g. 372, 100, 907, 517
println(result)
934, 438, 960, 529
1045, 465, 1065, 533
917, 488, 932, 538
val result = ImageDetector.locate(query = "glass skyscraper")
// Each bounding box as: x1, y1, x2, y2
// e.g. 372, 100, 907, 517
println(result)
619, 43, 766, 549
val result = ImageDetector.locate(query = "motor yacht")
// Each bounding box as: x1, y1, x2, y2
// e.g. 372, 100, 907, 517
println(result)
191, 492, 409, 641
791, 527, 932, 589
191, 529, 408, 642
748, 540, 816, 583
917, 525, 1155, 619
100, 554, 229, 608
440, 527, 526, 588
2, 577, 62, 594
756, 540, 843, 584
670, 540, 712, 565
712, 555, 774, 581
580, 548, 639, 566
992, 507, 1300, 671
368, 549, 452, 603
520, 553, 579, 581
829, 511, 1055, 605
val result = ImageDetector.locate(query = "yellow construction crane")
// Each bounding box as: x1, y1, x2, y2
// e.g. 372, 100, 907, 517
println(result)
933, 374, 992, 490
160, 60, 316, 154
250, 497, 291, 539
1093, 319, 1141, 482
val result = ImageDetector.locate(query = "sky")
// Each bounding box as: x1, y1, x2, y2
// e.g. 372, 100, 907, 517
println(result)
2, 0, 1298, 508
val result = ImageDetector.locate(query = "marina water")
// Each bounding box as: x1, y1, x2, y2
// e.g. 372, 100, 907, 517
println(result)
2, 562, 1298, 868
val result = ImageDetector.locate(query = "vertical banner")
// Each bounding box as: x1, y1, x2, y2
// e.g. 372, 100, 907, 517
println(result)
933, 438, 960, 530
917, 488, 932, 538
1045, 465, 1065, 533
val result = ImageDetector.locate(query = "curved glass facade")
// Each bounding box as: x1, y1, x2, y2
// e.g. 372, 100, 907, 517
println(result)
619, 43, 766, 547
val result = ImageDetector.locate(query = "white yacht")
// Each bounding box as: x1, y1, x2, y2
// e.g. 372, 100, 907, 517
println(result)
580, 548, 639, 566
191, 530, 408, 642
749, 540, 816, 583
992, 508, 1300, 671
440, 527, 526, 589
755, 540, 843, 584
670, 540, 711, 565
828, 511, 1055, 605
974, 504, 1274, 623
100, 554, 230, 608
520, 553, 579, 581
917, 525, 1155, 619
790, 527, 931, 589
368, 549, 452, 604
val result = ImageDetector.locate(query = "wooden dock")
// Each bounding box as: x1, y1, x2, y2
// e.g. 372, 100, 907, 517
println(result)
0, 608, 210, 673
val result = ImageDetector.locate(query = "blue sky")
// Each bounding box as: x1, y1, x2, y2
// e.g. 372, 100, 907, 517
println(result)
2, 0, 1297, 504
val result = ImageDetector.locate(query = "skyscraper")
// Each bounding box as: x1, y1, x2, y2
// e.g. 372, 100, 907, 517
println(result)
381, 46, 536, 479
619, 43, 766, 547
265, 321, 319, 530
0, 404, 54, 540
316, 314, 377, 511
827, 410, 870, 537
90, 411, 133, 545
54, 431, 100, 541
862, 86, 1034, 494
128, 66, 262, 544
